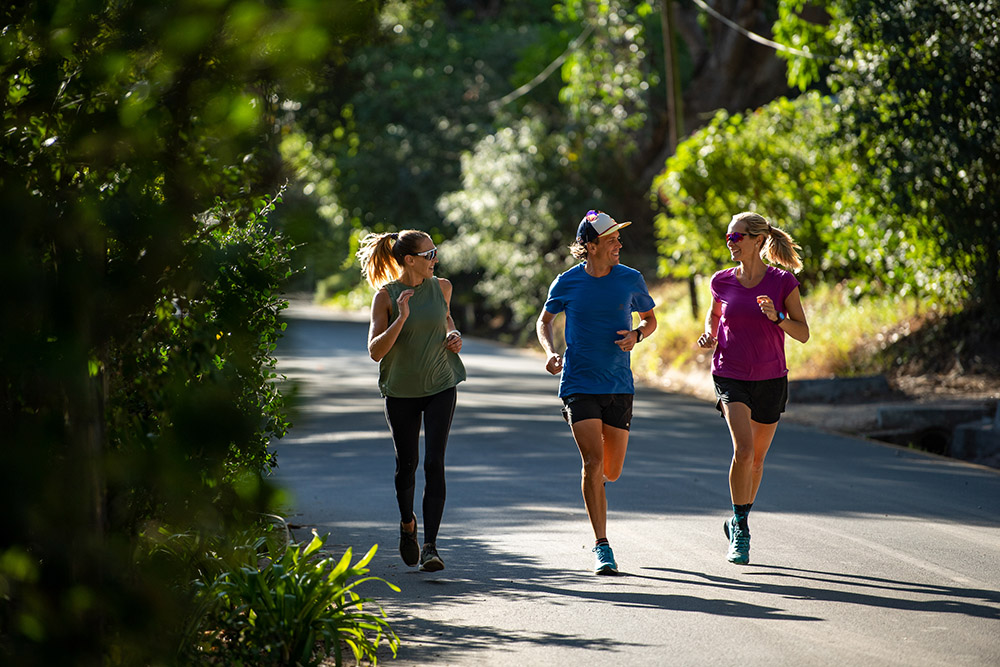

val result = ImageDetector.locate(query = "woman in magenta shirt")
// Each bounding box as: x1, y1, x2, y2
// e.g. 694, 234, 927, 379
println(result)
697, 212, 810, 565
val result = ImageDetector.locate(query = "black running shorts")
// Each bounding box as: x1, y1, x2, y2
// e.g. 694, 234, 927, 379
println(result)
713, 374, 788, 425
560, 393, 633, 430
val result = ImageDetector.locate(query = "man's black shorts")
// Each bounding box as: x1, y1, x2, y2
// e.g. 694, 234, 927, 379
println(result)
713, 374, 788, 425
560, 393, 633, 430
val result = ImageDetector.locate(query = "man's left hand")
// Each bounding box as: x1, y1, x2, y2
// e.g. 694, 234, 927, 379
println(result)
615, 329, 638, 351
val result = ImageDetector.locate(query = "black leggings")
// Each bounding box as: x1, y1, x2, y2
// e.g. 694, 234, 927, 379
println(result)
383, 387, 457, 545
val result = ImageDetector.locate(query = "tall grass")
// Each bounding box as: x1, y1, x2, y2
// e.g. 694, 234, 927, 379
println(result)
631, 278, 927, 395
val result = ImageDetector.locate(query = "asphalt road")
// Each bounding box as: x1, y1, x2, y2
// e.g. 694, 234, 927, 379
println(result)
272, 301, 1000, 667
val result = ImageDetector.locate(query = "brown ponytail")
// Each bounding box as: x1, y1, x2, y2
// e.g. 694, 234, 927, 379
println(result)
356, 229, 432, 288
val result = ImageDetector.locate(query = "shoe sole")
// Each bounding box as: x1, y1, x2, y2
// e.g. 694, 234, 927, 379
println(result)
595, 566, 618, 575
419, 557, 444, 572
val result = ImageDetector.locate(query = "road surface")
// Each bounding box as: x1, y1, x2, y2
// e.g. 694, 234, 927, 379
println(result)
271, 302, 1000, 666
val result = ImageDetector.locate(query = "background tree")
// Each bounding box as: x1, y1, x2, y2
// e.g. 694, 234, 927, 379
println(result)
437, 118, 573, 336
652, 92, 933, 302
281, 0, 798, 332
0, 1, 380, 663
279, 0, 557, 303
775, 0, 1000, 312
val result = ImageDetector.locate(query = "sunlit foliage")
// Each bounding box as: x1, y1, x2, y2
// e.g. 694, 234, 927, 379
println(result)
438, 118, 574, 333
775, 0, 1000, 309
652, 92, 950, 301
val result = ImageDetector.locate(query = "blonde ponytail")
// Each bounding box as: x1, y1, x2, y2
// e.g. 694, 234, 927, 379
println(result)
356, 233, 399, 289
731, 212, 803, 272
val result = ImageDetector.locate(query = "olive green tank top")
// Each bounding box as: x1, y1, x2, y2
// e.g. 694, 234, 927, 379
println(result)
378, 277, 467, 398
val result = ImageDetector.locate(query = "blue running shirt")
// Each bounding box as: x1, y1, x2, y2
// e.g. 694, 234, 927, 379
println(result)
543, 263, 655, 397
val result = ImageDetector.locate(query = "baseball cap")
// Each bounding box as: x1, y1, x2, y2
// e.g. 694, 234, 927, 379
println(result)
576, 210, 632, 244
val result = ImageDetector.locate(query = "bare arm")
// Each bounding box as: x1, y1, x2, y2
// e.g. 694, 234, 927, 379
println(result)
535, 309, 563, 375
367, 287, 413, 362
697, 298, 722, 348
615, 308, 657, 351
755, 286, 809, 344
439, 278, 463, 354
778, 286, 809, 344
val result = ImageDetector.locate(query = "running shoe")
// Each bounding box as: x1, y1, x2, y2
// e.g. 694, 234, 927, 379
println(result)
593, 542, 618, 575
399, 515, 419, 567
725, 516, 750, 565
419, 543, 445, 572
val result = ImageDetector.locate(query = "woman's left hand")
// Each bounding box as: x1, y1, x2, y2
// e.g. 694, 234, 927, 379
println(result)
445, 330, 462, 353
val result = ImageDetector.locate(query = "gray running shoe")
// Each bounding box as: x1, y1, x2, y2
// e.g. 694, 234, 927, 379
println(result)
419, 543, 445, 572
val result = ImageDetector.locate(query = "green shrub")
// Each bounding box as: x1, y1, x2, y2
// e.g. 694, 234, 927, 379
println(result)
651, 92, 943, 302
776, 0, 1000, 311
1, 1, 381, 662
157, 528, 400, 666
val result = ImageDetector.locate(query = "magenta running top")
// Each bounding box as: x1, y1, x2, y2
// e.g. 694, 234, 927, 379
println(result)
710, 265, 800, 381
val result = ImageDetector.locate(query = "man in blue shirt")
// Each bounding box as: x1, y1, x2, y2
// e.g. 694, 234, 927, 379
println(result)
536, 210, 657, 574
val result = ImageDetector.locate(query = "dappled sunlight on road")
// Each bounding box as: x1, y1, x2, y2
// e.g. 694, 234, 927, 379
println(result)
276, 308, 1000, 667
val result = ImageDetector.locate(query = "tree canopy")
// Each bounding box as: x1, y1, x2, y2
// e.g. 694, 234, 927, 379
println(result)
1, 1, 380, 662
775, 0, 1000, 309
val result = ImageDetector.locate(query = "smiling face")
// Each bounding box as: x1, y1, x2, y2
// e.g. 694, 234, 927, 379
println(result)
726, 219, 760, 263
588, 230, 623, 267
408, 236, 438, 279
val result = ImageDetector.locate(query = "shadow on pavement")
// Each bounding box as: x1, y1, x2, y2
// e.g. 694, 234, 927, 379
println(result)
640, 565, 1000, 621
275, 308, 1000, 665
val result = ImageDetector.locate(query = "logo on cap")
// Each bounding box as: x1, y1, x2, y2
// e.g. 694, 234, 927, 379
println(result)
576, 210, 632, 244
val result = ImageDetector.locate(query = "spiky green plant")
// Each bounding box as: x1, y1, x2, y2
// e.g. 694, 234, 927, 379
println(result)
178, 531, 399, 666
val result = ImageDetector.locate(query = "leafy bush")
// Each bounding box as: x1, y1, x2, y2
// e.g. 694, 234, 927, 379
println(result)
437, 118, 575, 335
775, 0, 1000, 310
160, 530, 399, 666
0, 1, 380, 663
103, 195, 294, 531
651, 91, 944, 301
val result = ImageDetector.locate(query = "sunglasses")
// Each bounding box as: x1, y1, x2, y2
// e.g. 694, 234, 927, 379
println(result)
726, 232, 750, 244
412, 247, 437, 261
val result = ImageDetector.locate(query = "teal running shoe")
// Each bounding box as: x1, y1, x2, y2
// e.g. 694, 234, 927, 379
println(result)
725, 516, 750, 565
593, 542, 618, 575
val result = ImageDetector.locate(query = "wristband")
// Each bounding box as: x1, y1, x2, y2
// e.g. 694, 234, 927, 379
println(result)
633, 328, 644, 343
447, 329, 461, 338
775, 311, 786, 323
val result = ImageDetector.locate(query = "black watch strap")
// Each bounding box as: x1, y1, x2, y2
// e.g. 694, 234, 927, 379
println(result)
633, 327, 644, 343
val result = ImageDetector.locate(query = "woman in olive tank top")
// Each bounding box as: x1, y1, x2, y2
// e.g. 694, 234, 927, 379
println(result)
356, 229, 466, 572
